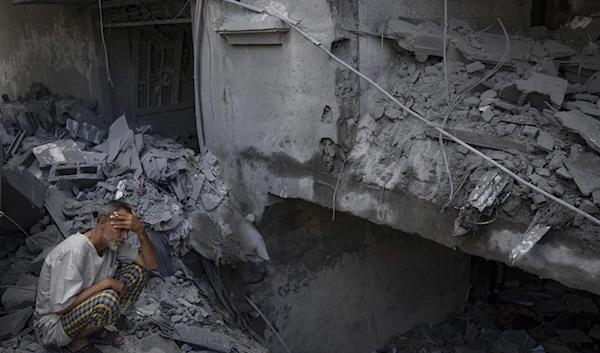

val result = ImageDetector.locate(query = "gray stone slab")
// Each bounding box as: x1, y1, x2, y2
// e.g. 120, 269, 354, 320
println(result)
69, 103, 109, 130
141, 334, 179, 353
32, 139, 85, 167
4, 165, 46, 208
466, 61, 485, 73
173, 325, 232, 353
0, 307, 34, 341
555, 110, 600, 153
565, 153, 600, 197
516, 72, 568, 107
536, 131, 555, 152
1, 286, 36, 310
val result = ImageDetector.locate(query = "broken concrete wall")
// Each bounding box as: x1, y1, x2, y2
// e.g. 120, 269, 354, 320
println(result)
199, 0, 600, 299
0, 1, 102, 104
200, 0, 342, 211
246, 199, 470, 353
358, 0, 533, 109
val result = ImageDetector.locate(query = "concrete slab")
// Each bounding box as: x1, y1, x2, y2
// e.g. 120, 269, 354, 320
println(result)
32, 139, 85, 167
565, 153, 600, 196
173, 325, 232, 353
466, 61, 485, 73
0, 307, 34, 340
141, 334, 178, 353
536, 131, 555, 152
555, 110, 600, 153
1, 286, 36, 310
543, 40, 575, 58
516, 73, 568, 108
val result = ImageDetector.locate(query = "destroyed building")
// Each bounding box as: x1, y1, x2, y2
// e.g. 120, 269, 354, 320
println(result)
2, 0, 600, 353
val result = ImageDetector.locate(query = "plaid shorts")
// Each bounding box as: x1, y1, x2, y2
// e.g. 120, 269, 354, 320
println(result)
61, 263, 146, 338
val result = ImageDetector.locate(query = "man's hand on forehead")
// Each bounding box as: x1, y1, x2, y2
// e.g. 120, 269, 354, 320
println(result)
109, 210, 145, 234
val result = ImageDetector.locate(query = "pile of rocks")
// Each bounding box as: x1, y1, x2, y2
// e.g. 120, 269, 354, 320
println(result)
0, 83, 270, 352
349, 17, 600, 243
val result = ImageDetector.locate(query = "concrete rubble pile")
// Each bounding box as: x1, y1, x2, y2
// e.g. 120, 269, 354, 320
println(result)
349, 16, 600, 256
380, 263, 600, 353
0, 83, 270, 353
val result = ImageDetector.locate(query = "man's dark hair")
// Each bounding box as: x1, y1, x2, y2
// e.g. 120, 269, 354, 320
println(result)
97, 200, 133, 220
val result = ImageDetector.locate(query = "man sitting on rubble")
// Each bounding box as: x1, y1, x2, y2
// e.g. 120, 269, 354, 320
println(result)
34, 200, 158, 353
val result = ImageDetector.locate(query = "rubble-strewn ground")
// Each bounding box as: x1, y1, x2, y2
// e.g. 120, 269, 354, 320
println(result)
379, 258, 600, 353
0, 83, 269, 352
0, 248, 267, 353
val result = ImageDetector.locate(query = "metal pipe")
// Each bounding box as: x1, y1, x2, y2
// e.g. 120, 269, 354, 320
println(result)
193, 0, 207, 154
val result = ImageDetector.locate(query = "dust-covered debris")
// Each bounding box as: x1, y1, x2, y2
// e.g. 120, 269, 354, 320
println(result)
347, 14, 600, 252
0, 83, 270, 353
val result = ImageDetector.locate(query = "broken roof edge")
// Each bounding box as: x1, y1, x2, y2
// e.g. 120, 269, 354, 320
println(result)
235, 152, 600, 296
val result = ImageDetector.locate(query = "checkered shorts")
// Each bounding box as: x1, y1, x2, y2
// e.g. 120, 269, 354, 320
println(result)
61, 263, 146, 338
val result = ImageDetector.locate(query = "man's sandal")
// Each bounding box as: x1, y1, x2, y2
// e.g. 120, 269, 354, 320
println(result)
61, 342, 102, 353
89, 328, 125, 346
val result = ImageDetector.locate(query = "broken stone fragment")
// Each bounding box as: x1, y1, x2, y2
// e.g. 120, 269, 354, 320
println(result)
543, 40, 575, 58
479, 89, 497, 102
593, 190, 600, 206
555, 167, 573, 180
463, 96, 480, 107
579, 200, 600, 214
201, 167, 217, 182
425, 66, 440, 76
536, 168, 551, 177
516, 73, 568, 108
505, 123, 517, 135
482, 108, 494, 123
529, 174, 542, 185
555, 110, 600, 153
468, 108, 481, 121
201, 193, 222, 211
0, 307, 33, 341
1, 286, 36, 310
466, 61, 485, 73
536, 131, 555, 152
531, 42, 548, 57
523, 125, 540, 138
531, 194, 547, 204
565, 153, 600, 196
554, 184, 565, 196
386, 108, 402, 120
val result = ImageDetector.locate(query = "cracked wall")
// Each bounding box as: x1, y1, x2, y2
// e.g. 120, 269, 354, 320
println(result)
0, 1, 101, 102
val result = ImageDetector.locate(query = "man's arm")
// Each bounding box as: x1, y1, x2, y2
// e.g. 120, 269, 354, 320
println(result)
56, 278, 127, 315
134, 229, 158, 271
111, 211, 158, 271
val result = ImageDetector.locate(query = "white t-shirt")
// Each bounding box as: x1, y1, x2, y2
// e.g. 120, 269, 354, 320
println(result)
34, 232, 139, 347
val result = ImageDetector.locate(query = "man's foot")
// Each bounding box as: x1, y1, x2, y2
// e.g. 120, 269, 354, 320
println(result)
65, 339, 102, 353
89, 328, 125, 346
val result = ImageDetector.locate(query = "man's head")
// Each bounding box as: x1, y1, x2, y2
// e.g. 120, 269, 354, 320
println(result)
96, 200, 134, 251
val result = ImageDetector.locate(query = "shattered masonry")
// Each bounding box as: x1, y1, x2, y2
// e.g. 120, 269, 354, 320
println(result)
0, 83, 269, 353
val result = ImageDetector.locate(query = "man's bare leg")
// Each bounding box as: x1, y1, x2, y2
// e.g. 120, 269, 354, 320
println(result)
66, 325, 102, 352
